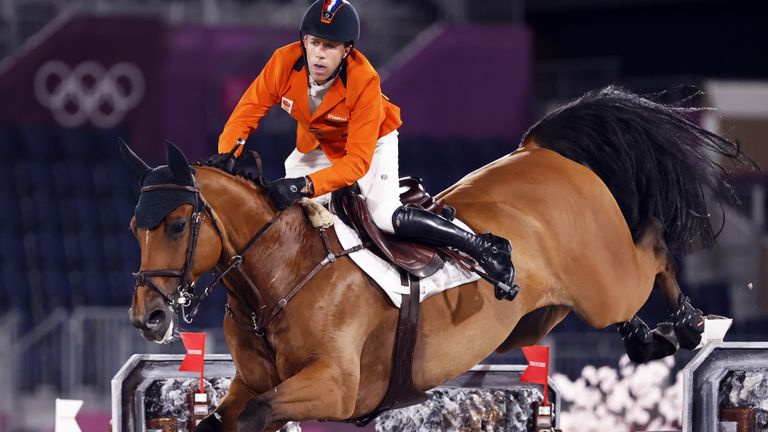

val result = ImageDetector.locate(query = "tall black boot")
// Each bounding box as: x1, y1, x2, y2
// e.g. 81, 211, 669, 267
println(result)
392, 206, 518, 301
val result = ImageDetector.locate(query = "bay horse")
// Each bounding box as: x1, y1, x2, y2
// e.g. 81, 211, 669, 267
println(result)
123, 87, 750, 431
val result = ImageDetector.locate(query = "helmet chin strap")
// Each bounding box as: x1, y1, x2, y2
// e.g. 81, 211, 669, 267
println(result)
315, 59, 344, 85
300, 33, 350, 85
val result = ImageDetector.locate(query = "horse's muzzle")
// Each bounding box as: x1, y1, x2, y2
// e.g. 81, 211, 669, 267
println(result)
130, 304, 174, 342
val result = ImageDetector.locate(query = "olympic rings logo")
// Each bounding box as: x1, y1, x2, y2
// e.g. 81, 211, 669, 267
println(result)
34, 60, 145, 128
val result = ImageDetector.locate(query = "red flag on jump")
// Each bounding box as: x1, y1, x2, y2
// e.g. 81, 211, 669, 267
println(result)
520, 345, 550, 406
179, 332, 206, 393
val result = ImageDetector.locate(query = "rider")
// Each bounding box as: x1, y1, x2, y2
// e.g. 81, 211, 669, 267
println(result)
214, 0, 516, 300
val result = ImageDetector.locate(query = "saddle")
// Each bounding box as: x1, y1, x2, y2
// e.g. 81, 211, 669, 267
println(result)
331, 176, 456, 278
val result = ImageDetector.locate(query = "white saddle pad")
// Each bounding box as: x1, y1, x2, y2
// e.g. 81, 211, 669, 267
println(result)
332, 215, 480, 308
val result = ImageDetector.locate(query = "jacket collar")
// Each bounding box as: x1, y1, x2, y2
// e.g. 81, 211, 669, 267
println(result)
291, 54, 348, 122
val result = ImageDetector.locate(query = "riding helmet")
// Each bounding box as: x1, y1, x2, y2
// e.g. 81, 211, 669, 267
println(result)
300, 0, 360, 45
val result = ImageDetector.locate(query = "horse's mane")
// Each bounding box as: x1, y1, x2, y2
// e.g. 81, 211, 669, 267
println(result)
195, 150, 268, 190
521, 85, 757, 254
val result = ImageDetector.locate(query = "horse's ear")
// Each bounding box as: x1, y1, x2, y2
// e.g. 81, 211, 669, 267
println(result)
165, 140, 193, 184
119, 138, 151, 181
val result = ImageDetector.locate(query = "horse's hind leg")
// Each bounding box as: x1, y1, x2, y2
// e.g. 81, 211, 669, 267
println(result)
617, 315, 678, 363
616, 219, 704, 362
655, 252, 705, 351
642, 219, 705, 350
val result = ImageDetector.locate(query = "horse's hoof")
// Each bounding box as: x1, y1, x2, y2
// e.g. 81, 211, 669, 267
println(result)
622, 337, 654, 364
237, 399, 272, 432
649, 322, 680, 359
618, 316, 680, 363
672, 296, 704, 351
195, 414, 223, 432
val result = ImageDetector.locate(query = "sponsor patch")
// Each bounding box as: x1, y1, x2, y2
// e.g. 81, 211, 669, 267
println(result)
326, 113, 348, 122
281, 97, 294, 114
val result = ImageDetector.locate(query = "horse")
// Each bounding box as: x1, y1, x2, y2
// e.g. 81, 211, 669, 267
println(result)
122, 87, 751, 431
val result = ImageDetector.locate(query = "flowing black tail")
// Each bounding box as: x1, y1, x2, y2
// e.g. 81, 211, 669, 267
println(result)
521, 86, 756, 254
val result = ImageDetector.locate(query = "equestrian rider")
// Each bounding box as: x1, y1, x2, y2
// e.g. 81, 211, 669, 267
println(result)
214, 0, 516, 300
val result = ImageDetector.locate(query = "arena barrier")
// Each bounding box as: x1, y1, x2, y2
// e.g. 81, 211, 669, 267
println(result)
683, 341, 768, 432
111, 355, 561, 431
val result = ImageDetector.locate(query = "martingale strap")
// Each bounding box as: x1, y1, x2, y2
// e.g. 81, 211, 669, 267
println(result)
224, 227, 370, 359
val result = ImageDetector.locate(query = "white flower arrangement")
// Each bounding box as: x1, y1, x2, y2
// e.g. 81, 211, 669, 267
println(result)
554, 355, 682, 431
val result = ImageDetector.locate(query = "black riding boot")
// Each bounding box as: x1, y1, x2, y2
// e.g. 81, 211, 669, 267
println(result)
392, 206, 518, 301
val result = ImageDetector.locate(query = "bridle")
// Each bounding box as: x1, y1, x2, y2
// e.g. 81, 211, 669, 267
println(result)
131, 167, 367, 355
131, 174, 287, 324
131, 180, 237, 323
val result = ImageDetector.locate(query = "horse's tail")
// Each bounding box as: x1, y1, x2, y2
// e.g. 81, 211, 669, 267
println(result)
521, 85, 756, 254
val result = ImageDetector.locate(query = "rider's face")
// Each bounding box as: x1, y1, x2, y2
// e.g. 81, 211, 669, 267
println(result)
303, 35, 350, 83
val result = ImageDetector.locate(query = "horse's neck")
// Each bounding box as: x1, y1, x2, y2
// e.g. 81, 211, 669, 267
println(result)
196, 168, 323, 307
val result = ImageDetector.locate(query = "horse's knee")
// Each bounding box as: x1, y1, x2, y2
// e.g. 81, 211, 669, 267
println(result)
322, 371, 359, 419
265, 360, 360, 422
237, 399, 272, 432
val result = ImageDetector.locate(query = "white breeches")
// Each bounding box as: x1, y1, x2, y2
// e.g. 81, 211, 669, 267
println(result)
284, 130, 402, 234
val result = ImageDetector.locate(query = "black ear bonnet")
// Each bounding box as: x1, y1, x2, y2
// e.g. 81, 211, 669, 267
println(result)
134, 165, 198, 229
120, 139, 199, 229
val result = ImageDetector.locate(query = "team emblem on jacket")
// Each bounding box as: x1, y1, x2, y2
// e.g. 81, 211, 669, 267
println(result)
281, 97, 294, 114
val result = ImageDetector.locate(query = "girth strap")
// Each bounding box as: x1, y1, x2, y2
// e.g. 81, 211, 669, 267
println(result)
351, 271, 427, 426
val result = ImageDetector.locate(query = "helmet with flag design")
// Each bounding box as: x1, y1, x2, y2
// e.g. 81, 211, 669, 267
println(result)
300, 0, 360, 45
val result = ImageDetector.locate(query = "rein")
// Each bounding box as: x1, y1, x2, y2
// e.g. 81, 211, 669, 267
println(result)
132, 171, 368, 359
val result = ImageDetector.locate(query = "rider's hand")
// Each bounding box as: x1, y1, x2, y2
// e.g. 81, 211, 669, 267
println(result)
205, 152, 237, 172
267, 177, 314, 210
204, 140, 243, 173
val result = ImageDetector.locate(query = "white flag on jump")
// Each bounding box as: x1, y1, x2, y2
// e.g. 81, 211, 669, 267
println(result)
55, 398, 83, 432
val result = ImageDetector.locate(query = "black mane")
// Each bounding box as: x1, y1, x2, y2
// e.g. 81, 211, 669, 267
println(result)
198, 150, 268, 188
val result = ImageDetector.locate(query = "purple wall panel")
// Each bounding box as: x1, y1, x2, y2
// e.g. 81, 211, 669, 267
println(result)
383, 25, 532, 142
0, 15, 167, 159
162, 26, 294, 162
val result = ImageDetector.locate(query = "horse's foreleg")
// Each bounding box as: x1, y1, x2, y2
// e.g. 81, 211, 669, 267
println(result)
195, 374, 267, 432
237, 357, 360, 431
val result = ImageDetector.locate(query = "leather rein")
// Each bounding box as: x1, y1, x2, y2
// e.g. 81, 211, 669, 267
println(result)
132, 174, 367, 357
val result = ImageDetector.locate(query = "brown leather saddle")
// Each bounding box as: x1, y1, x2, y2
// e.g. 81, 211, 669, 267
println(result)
331, 176, 457, 278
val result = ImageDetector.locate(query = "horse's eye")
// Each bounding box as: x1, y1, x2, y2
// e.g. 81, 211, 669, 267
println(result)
171, 221, 186, 234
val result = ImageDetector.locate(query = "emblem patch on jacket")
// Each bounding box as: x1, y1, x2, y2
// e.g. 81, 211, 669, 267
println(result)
281, 97, 294, 114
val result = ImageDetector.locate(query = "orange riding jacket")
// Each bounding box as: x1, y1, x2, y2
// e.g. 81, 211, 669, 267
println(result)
218, 42, 402, 197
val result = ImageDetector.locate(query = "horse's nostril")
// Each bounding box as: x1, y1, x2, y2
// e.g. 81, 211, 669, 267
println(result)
146, 309, 166, 329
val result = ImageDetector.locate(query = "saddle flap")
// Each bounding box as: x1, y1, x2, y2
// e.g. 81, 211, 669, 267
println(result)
340, 190, 444, 278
